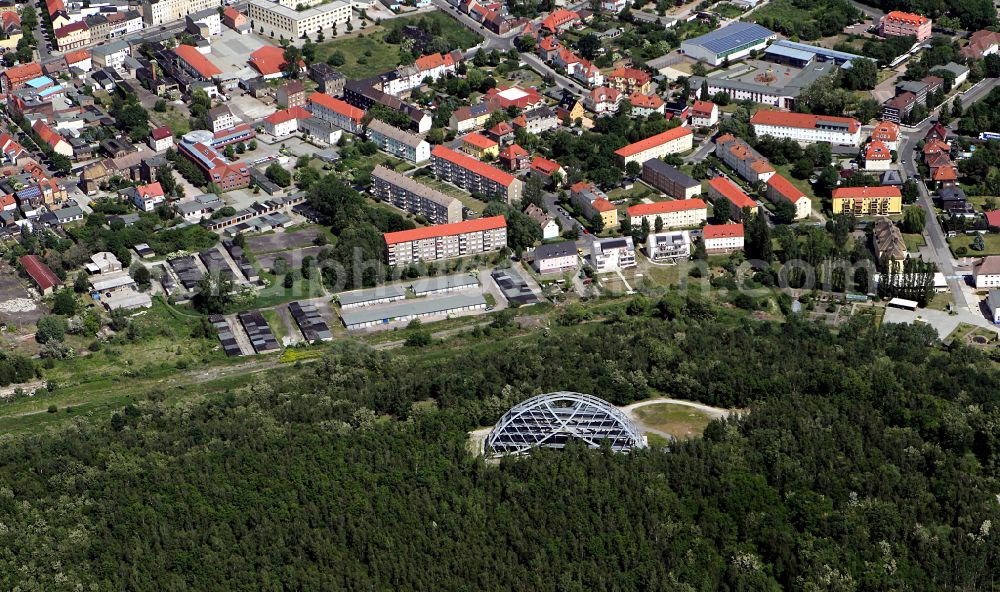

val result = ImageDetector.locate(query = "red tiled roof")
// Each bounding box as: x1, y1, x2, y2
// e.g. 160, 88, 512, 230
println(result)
32, 120, 66, 150
609, 67, 650, 84
150, 126, 172, 141
500, 144, 528, 159
265, 106, 311, 125
137, 182, 164, 199
692, 100, 716, 116
864, 141, 892, 160
174, 44, 222, 78
591, 197, 615, 212
3, 62, 42, 84
248, 45, 303, 76
872, 120, 899, 142
18, 254, 60, 292
384, 215, 507, 245
709, 177, 755, 209
414, 52, 455, 71
884, 10, 929, 25
432, 145, 516, 187
831, 186, 901, 198
489, 121, 514, 135
985, 210, 1000, 227
627, 198, 706, 216
590, 86, 621, 103
308, 92, 364, 122
932, 165, 957, 181
614, 126, 692, 158
541, 8, 579, 32
922, 139, 950, 154
539, 36, 560, 51
54, 21, 87, 37
703, 223, 744, 240
629, 92, 663, 109
223, 6, 243, 21
529, 156, 561, 175
462, 132, 498, 150
0, 11, 19, 27
767, 174, 805, 203
751, 110, 860, 133
64, 49, 90, 64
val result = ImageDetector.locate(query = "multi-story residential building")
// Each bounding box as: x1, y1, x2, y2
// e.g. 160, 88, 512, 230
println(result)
142, 0, 223, 26
871, 120, 900, 151
532, 240, 578, 274
831, 186, 902, 215
961, 29, 1000, 60
91, 40, 131, 71
208, 105, 237, 133
524, 203, 559, 239
627, 198, 707, 229
186, 7, 221, 35
750, 110, 861, 146
449, 100, 501, 133
766, 174, 811, 220
263, 106, 311, 138
715, 134, 775, 183
646, 230, 690, 261
33, 120, 72, 157
309, 62, 346, 95
1, 62, 42, 93
690, 100, 718, 127
511, 106, 559, 135
461, 133, 500, 159
431, 145, 523, 203
629, 93, 665, 117
383, 215, 508, 265
307, 91, 364, 133
122, 181, 166, 212
570, 182, 618, 229
607, 67, 653, 95
366, 119, 431, 163
879, 10, 931, 41
540, 8, 579, 34
614, 126, 693, 167
498, 144, 530, 172
247, 0, 350, 40
54, 21, 89, 50
273, 80, 305, 109
149, 126, 174, 152
591, 236, 636, 271
708, 177, 757, 221
974, 255, 1000, 289
344, 80, 431, 133
85, 10, 143, 44
862, 141, 893, 170
703, 223, 744, 254
641, 159, 700, 200
372, 165, 461, 224
586, 86, 623, 116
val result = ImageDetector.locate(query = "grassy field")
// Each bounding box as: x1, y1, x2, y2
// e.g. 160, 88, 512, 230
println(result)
314, 12, 482, 79
926, 291, 952, 312
156, 105, 191, 137
632, 403, 717, 441
950, 233, 1000, 256
419, 175, 489, 213
772, 164, 817, 199
901, 232, 925, 252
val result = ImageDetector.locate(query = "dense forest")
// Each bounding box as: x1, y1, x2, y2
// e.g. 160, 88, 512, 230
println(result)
1, 300, 999, 590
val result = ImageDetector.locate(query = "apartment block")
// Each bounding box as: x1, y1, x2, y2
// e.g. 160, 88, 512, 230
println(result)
614, 126, 693, 166
307, 91, 364, 133
365, 119, 430, 163
142, 0, 222, 26
383, 216, 508, 265
627, 198, 707, 229
708, 177, 758, 221
879, 10, 931, 41
831, 186, 902, 215
715, 134, 775, 183
641, 158, 701, 200
703, 223, 745, 254
431, 145, 523, 204
766, 174, 811, 220
371, 165, 462, 224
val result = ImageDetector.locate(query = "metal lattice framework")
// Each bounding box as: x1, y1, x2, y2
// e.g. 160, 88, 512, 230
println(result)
484, 391, 647, 458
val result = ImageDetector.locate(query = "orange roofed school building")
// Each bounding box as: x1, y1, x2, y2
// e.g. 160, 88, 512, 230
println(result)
383, 216, 508, 265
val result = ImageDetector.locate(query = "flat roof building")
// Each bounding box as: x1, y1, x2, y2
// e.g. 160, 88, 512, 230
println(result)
680, 22, 776, 66
340, 292, 487, 330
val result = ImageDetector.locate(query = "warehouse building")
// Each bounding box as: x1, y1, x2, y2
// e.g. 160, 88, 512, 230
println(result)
337, 284, 407, 309
340, 293, 487, 330
680, 22, 775, 66
410, 274, 479, 296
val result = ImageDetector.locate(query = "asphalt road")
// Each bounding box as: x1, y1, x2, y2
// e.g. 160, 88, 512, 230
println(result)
898, 78, 999, 313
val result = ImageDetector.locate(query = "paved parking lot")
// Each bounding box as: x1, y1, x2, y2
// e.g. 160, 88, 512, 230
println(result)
246, 227, 324, 253
207, 31, 271, 80
256, 246, 326, 272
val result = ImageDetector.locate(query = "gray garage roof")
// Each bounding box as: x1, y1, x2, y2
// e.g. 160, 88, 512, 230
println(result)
337, 284, 407, 306
410, 273, 479, 295
340, 293, 486, 327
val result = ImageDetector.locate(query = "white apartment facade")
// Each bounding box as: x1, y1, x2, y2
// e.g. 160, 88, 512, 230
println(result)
592, 236, 636, 272
646, 231, 691, 261
751, 111, 862, 146
626, 199, 707, 229
366, 120, 430, 164
384, 216, 508, 265
247, 0, 351, 39
142, 0, 223, 26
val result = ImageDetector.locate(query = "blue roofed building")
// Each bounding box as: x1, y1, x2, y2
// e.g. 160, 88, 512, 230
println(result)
764, 40, 862, 68
680, 22, 776, 66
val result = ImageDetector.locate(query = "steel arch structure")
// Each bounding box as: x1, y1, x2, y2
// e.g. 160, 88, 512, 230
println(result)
484, 391, 647, 458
